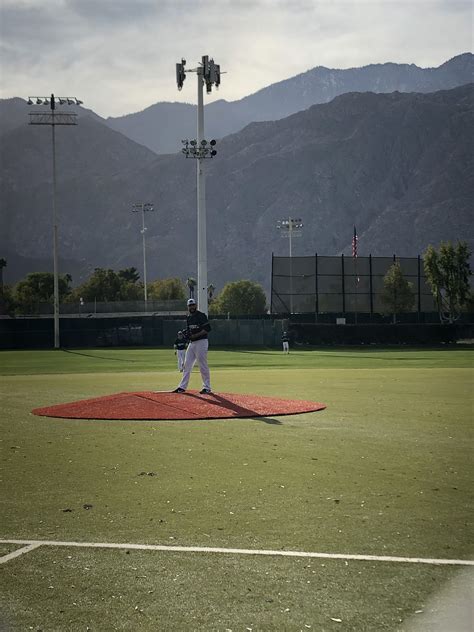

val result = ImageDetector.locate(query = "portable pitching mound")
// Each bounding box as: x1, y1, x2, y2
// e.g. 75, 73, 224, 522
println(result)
31, 390, 326, 421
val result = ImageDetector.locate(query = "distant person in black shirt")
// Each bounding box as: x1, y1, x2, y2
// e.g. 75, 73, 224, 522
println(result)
172, 298, 212, 394
282, 331, 290, 354
173, 330, 188, 372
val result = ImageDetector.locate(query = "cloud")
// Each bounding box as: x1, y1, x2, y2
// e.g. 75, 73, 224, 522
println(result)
67, 0, 157, 23
0, 0, 472, 117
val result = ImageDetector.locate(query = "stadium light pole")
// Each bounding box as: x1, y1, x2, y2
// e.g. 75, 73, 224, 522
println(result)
176, 56, 221, 315
27, 93, 82, 349
277, 218, 304, 314
132, 202, 154, 309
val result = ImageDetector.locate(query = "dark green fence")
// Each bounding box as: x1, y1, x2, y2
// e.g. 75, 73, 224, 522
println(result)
289, 323, 473, 346
0, 317, 286, 350
1, 315, 472, 349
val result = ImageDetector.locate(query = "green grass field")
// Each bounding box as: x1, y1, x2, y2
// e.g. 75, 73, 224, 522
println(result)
1, 346, 473, 631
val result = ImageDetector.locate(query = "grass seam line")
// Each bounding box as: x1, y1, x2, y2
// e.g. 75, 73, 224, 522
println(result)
0, 539, 472, 566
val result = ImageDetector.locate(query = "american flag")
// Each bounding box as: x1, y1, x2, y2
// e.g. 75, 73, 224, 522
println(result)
352, 226, 358, 258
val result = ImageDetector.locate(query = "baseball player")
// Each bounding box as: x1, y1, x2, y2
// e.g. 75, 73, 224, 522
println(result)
172, 298, 212, 394
282, 331, 290, 354
173, 330, 188, 372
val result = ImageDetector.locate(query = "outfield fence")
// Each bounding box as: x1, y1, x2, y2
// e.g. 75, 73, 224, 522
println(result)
0, 316, 472, 349
0, 317, 287, 349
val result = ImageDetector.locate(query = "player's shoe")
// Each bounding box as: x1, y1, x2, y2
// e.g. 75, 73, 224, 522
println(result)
172, 387, 186, 393
199, 388, 212, 395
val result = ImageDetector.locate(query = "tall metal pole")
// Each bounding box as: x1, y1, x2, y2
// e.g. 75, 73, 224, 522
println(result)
132, 202, 154, 308
177, 56, 220, 315
141, 206, 148, 306
28, 92, 80, 349
288, 218, 293, 314
288, 219, 293, 259
276, 217, 303, 315
196, 67, 208, 314
51, 113, 60, 349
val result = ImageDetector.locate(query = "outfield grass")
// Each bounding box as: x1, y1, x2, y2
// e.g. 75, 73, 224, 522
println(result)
1, 345, 472, 375
0, 347, 472, 631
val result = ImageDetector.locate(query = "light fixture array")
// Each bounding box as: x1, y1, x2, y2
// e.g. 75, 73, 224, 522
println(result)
181, 138, 217, 159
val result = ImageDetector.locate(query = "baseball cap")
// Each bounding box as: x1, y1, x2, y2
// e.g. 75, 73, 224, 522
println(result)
187, 298, 196, 306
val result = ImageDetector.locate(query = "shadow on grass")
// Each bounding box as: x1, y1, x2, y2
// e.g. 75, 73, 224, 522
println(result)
251, 416, 283, 425
183, 391, 283, 425
61, 349, 141, 363
224, 346, 470, 361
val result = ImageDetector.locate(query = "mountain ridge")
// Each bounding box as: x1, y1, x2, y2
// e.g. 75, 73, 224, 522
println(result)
1, 83, 472, 294
105, 53, 473, 154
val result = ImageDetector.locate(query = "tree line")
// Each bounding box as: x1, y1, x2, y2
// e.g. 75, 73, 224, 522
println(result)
0, 241, 471, 320
0, 264, 268, 316
381, 242, 472, 323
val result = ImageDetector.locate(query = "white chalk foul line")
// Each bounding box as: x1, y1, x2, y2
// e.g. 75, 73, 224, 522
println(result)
0, 543, 42, 564
0, 539, 473, 566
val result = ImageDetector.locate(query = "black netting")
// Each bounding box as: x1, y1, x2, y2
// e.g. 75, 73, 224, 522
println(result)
398, 258, 419, 276
371, 257, 396, 275
345, 293, 371, 312
271, 255, 438, 314
318, 276, 343, 293
344, 257, 371, 276
318, 294, 344, 312
420, 294, 438, 312
345, 277, 371, 293
317, 256, 342, 275
371, 276, 387, 293
293, 295, 316, 313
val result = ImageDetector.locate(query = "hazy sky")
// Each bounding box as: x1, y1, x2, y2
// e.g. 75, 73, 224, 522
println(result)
1, 0, 472, 118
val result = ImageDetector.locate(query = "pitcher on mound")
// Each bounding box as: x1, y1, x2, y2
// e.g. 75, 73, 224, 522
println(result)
172, 298, 212, 394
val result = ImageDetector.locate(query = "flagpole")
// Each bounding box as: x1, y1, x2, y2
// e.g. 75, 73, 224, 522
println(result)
355, 264, 358, 325
352, 226, 359, 325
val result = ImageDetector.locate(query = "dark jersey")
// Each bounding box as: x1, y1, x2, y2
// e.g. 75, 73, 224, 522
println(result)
174, 338, 187, 351
281, 333, 289, 343
187, 310, 211, 340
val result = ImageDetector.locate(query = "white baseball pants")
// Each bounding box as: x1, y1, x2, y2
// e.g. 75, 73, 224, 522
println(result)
176, 349, 186, 371
178, 338, 211, 391
283, 341, 289, 353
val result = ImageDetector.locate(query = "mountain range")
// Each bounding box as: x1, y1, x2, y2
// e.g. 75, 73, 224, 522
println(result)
106, 53, 474, 155
0, 54, 473, 296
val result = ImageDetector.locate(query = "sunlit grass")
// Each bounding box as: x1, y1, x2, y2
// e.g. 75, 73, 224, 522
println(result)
0, 347, 472, 630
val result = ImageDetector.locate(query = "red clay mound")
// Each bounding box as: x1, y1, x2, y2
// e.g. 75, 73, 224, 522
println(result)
32, 390, 326, 421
